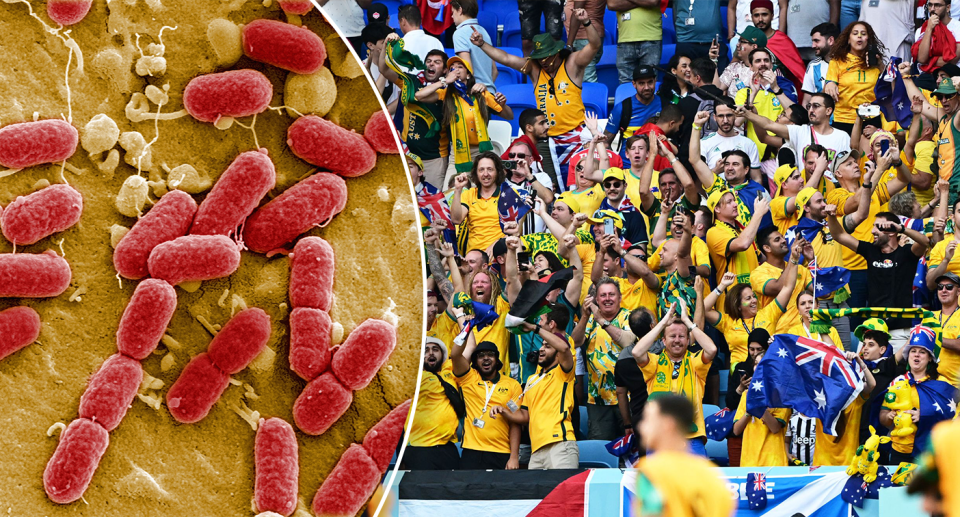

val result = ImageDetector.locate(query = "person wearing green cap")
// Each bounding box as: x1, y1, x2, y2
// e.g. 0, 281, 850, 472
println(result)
716, 25, 766, 98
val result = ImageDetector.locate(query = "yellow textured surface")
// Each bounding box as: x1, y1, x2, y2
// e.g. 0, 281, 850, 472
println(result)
0, 1, 422, 515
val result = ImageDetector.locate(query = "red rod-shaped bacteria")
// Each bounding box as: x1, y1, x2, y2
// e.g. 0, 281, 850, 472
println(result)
0, 119, 78, 169
278, 0, 312, 14
166, 353, 231, 424
364, 110, 401, 154
115, 279, 177, 360
289, 307, 332, 382
206, 308, 272, 375
293, 372, 352, 436
43, 418, 109, 504
242, 172, 347, 253
113, 189, 197, 280
190, 149, 276, 237
287, 115, 377, 177
1, 184, 83, 246
242, 19, 326, 75
147, 235, 241, 286
47, 0, 93, 25
255, 417, 299, 517
182, 69, 273, 124
0, 250, 71, 298
288, 237, 335, 311
330, 319, 397, 391
362, 399, 411, 474
77, 354, 143, 432
311, 444, 381, 517
0, 306, 41, 362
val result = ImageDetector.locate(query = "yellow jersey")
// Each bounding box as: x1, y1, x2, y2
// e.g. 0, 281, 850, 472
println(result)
435, 89, 504, 146
428, 311, 459, 348
750, 262, 812, 333
735, 393, 791, 467
633, 450, 736, 517
454, 369, 523, 454
534, 61, 585, 136
929, 234, 960, 279
826, 55, 880, 124
714, 301, 785, 365
771, 195, 799, 235
735, 88, 783, 158
459, 187, 505, 253
647, 236, 711, 278
933, 309, 960, 387
639, 350, 712, 439
408, 368, 460, 447
569, 184, 604, 217
473, 294, 513, 377
706, 221, 761, 301
522, 361, 577, 452
610, 275, 658, 312
813, 397, 865, 466
828, 182, 892, 271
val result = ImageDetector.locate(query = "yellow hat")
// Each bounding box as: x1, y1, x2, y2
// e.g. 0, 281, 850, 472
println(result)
854, 318, 890, 341
586, 209, 624, 229
914, 141, 936, 175
796, 187, 818, 210
446, 55, 473, 76
774, 164, 797, 197
706, 189, 733, 214
602, 167, 627, 182
555, 191, 581, 213
405, 151, 424, 172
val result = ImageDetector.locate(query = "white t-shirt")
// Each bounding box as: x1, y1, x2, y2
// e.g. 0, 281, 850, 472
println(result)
915, 18, 960, 45
700, 131, 761, 169
860, 0, 914, 54
786, 124, 851, 169
322, 0, 365, 37
735, 1, 780, 33
802, 59, 830, 94
402, 29, 445, 64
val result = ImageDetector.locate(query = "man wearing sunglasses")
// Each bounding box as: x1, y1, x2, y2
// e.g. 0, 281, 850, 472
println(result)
931, 273, 960, 387
595, 169, 649, 248
900, 67, 960, 206
502, 138, 555, 234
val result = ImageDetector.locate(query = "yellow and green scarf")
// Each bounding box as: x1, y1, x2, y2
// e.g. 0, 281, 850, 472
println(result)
810, 307, 942, 356
449, 91, 493, 173
649, 351, 700, 432
384, 40, 440, 139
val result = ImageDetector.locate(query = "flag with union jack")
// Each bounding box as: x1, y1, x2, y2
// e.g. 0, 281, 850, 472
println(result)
417, 190, 453, 227
705, 406, 735, 441
874, 57, 912, 127
747, 334, 864, 436
745, 472, 768, 510
497, 183, 531, 231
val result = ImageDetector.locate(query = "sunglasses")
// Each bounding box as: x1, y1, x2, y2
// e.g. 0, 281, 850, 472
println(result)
935, 93, 957, 101
938, 283, 957, 291
672, 361, 682, 379
603, 181, 623, 189
509, 152, 527, 159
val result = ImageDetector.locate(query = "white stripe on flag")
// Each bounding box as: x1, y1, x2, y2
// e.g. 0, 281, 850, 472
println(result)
399, 499, 541, 517
757, 471, 849, 517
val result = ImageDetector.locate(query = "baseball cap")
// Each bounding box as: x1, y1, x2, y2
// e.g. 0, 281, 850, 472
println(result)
936, 272, 960, 286
633, 65, 656, 81
706, 189, 733, 213
739, 26, 768, 47
795, 187, 818, 211
774, 164, 797, 197
854, 318, 890, 341
602, 167, 627, 182
830, 149, 860, 174
555, 191, 581, 213
446, 55, 473, 75
367, 2, 389, 22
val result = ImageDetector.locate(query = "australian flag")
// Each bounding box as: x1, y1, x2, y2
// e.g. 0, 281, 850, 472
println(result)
875, 57, 912, 127
785, 218, 850, 297
498, 184, 531, 231
418, 188, 453, 227
841, 467, 893, 508
605, 433, 640, 467
745, 472, 768, 510
913, 255, 931, 309
705, 407, 735, 441
452, 299, 500, 346
747, 334, 864, 436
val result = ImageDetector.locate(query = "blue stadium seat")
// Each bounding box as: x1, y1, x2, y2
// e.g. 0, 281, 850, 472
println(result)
495, 66, 523, 88
498, 83, 536, 135
594, 45, 620, 98
660, 43, 676, 66
579, 405, 588, 437
705, 438, 729, 466
445, 47, 456, 59
718, 369, 730, 394
662, 8, 676, 45
483, 0, 517, 23
477, 11, 499, 45
603, 9, 619, 45
614, 82, 637, 105
577, 440, 618, 468
501, 13, 523, 49
497, 46, 526, 83
582, 82, 608, 119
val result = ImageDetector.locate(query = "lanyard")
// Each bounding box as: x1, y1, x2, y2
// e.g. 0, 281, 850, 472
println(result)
519, 370, 548, 401
941, 309, 958, 330
481, 380, 499, 413
740, 316, 756, 334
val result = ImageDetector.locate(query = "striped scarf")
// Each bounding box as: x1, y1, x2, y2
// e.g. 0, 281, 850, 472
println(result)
810, 307, 942, 356
384, 40, 440, 139
649, 351, 700, 432
450, 93, 493, 173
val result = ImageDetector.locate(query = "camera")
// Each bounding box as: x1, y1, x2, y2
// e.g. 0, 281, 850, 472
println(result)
503, 160, 518, 171
526, 349, 540, 365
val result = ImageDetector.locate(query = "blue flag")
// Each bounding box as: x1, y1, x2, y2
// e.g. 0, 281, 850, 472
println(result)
874, 57, 912, 128
705, 406, 735, 441
452, 299, 500, 346
747, 334, 864, 435
745, 473, 768, 510
785, 218, 850, 297
897, 371, 958, 453
913, 254, 931, 309
841, 467, 892, 508
497, 184, 531, 231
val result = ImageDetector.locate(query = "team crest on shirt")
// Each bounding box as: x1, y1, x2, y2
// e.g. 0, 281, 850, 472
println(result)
558, 81, 568, 91
772, 97, 781, 107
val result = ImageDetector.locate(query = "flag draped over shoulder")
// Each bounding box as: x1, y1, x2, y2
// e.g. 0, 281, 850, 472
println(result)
875, 57, 913, 127
498, 183, 532, 231
885, 371, 959, 454
747, 334, 864, 436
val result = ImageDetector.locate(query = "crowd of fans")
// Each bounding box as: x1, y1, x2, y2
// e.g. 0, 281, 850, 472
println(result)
331, 0, 960, 505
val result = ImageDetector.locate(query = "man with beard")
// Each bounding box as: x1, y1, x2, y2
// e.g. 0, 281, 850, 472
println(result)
690, 113, 773, 229
489, 305, 579, 469
704, 191, 766, 309
751, 227, 814, 333
405, 337, 463, 469
739, 92, 851, 171
733, 49, 798, 166
604, 65, 663, 163
716, 26, 767, 99
590, 169, 649, 248
518, 109, 559, 187
572, 276, 637, 440
379, 41, 449, 188
699, 102, 761, 174
750, 0, 805, 91
631, 300, 717, 456
802, 23, 839, 102
902, 70, 960, 206
502, 138, 555, 233
450, 330, 523, 470
591, 232, 659, 312
471, 16, 601, 186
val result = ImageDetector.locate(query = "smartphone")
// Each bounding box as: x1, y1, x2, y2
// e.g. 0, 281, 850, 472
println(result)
604, 218, 615, 235
517, 251, 531, 266
880, 139, 890, 156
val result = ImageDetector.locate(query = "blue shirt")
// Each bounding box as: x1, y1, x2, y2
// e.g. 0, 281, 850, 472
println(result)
453, 19, 496, 94
605, 94, 662, 167
673, 0, 722, 43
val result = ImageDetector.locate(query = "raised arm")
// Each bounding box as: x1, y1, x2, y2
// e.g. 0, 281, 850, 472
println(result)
658, 137, 701, 207
688, 111, 719, 188
450, 173, 470, 225
680, 297, 716, 363
632, 303, 676, 368
518, 158, 553, 204
503, 223, 523, 304
675, 210, 694, 280
637, 138, 659, 211
570, 8, 602, 70
927, 240, 958, 290
449, 318, 477, 376
774, 243, 801, 310
379, 34, 402, 84
827, 210, 863, 252
650, 196, 674, 248
571, 296, 595, 348
612, 234, 660, 290
736, 104, 790, 139
559, 232, 584, 307
425, 230, 458, 305
839, 165, 876, 231
581, 135, 605, 183
899, 63, 941, 122
847, 352, 877, 400
729, 197, 770, 252
468, 27, 528, 71
705, 272, 737, 326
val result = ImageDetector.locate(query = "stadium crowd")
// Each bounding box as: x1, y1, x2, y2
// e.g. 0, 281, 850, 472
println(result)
326, 0, 960, 512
